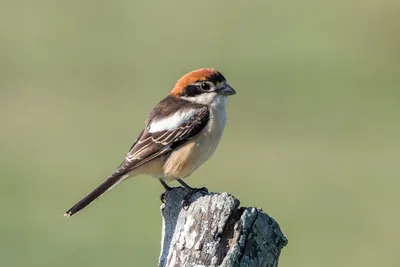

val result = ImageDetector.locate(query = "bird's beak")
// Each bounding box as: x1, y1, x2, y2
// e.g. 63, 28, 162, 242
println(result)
219, 84, 236, 96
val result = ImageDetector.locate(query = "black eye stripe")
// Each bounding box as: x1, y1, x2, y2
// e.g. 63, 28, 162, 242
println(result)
184, 85, 203, 97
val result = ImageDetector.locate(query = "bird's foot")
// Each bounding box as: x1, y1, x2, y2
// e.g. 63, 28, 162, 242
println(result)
181, 187, 209, 210
159, 179, 173, 203
160, 188, 173, 203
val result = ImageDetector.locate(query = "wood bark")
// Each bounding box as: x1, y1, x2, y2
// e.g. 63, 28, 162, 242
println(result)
159, 187, 288, 267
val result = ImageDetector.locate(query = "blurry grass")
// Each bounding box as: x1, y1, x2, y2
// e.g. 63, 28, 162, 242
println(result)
0, 0, 399, 266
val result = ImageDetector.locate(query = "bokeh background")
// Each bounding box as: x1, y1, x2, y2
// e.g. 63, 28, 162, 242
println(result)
1, 1, 399, 266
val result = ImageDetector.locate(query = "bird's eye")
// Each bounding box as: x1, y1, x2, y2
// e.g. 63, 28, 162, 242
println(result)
200, 83, 210, 90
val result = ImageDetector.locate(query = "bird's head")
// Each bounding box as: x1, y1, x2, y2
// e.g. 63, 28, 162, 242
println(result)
169, 68, 235, 106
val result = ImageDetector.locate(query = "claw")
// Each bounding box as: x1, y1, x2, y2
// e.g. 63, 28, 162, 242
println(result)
160, 191, 168, 203
159, 179, 173, 203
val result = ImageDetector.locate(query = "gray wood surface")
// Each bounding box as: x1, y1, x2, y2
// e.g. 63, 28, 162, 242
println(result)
159, 187, 287, 267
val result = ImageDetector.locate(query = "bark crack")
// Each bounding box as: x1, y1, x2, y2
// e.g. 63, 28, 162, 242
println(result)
237, 208, 260, 264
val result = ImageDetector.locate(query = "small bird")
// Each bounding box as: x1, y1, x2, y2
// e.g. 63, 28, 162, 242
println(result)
64, 68, 235, 217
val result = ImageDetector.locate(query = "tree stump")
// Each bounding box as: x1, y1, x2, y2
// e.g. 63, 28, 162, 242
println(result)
159, 187, 288, 267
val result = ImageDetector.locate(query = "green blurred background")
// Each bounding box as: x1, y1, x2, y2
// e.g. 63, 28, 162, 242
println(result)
1, 1, 399, 266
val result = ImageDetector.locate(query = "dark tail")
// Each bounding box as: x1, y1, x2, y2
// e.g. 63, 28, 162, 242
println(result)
64, 175, 124, 217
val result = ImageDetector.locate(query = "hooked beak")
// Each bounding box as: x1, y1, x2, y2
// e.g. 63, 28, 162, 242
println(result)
218, 84, 236, 96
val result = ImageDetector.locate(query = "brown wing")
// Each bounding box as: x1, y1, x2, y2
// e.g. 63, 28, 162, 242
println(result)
109, 105, 210, 178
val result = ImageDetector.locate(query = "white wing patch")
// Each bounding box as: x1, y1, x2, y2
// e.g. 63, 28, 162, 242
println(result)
148, 109, 197, 133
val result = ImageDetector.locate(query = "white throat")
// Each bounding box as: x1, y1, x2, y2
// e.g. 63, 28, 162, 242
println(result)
181, 93, 228, 110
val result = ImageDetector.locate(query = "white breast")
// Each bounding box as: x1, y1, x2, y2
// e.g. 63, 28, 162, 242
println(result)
162, 94, 228, 179
195, 96, 227, 165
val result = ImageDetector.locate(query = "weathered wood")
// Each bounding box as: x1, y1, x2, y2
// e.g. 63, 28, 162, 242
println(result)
159, 187, 288, 267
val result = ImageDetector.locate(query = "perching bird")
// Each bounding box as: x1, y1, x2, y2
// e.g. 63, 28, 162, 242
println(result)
64, 68, 235, 217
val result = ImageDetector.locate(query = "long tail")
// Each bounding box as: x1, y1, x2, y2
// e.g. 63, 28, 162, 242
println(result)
64, 175, 124, 217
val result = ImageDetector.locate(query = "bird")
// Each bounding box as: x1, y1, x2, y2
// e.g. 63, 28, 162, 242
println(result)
64, 68, 236, 217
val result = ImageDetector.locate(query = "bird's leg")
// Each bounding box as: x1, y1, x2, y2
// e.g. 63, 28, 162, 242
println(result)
176, 178, 208, 209
176, 178, 194, 190
159, 179, 173, 203
176, 178, 208, 192
159, 179, 172, 190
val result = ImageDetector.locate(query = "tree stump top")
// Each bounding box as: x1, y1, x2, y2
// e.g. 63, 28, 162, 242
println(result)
159, 188, 288, 267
